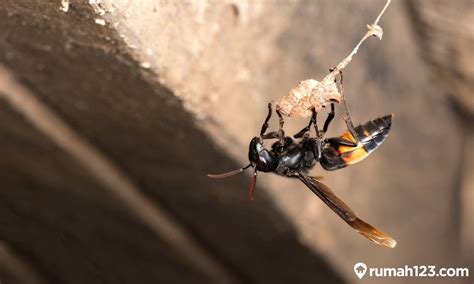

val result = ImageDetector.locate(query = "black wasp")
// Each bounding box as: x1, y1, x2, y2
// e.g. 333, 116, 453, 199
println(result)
208, 103, 396, 248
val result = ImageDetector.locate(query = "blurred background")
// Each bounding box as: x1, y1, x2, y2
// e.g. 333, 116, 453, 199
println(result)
0, 0, 472, 283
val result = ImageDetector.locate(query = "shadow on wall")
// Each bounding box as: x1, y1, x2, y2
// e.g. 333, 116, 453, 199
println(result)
0, 2, 345, 283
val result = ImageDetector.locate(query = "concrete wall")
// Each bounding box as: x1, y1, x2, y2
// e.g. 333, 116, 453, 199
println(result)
0, 1, 472, 283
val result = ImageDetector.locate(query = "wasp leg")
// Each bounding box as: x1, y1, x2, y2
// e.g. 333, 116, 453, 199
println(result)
341, 111, 359, 143
306, 134, 323, 160
259, 103, 281, 140
293, 122, 311, 139
314, 139, 323, 160
338, 70, 360, 143
312, 108, 320, 137
322, 103, 335, 134
261, 131, 280, 140
325, 137, 358, 147
294, 108, 317, 138
276, 108, 286, 143
259, 102, 285, 141
260, 102, 273, 137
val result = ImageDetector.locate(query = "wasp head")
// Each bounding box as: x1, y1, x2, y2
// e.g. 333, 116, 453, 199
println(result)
248, 137, 278, 172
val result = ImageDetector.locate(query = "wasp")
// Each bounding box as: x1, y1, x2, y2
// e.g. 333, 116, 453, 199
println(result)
208, 103, 396, 248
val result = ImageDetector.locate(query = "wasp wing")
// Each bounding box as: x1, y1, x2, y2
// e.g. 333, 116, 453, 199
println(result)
297, 172, 396, 248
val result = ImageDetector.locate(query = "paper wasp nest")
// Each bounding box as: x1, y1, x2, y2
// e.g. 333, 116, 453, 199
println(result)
276, 77, 341, 118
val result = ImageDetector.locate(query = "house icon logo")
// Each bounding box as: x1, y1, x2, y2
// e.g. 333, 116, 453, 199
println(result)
354, 262, 367, 279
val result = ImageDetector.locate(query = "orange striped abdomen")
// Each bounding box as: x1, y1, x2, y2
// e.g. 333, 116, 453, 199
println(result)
320, 114, 393, 171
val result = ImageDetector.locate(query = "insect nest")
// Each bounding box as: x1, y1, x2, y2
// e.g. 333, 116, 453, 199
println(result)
276, 0, 391, 119
276, 76, 341, 118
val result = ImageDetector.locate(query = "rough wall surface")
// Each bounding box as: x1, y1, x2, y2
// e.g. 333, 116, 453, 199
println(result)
405, 0, 474, 270
0, 0, 472, 283
0, 1, 343, 283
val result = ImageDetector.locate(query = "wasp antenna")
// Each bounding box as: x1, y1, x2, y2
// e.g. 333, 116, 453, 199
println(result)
248, 170, 258, 201
207, 164, 251, 179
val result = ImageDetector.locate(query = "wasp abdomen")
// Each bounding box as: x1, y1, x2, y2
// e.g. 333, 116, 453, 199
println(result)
321, 114, 393, 171
354, 114, 393, 153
